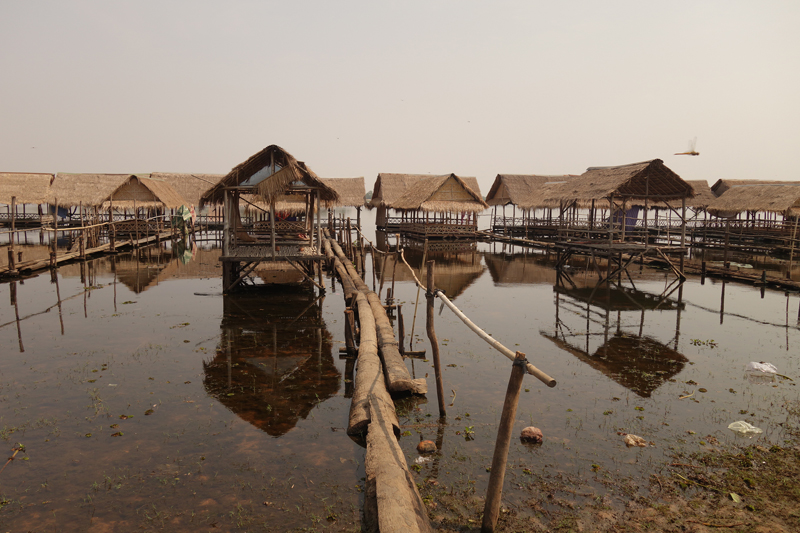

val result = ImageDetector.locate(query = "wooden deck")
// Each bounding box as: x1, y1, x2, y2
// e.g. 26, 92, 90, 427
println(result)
399, 222, 478, 239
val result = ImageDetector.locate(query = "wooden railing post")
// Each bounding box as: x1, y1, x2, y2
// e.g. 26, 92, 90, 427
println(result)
482, 351, 527, 533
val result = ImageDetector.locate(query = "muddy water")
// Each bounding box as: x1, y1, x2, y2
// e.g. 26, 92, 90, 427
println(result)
2, 235, 800, 531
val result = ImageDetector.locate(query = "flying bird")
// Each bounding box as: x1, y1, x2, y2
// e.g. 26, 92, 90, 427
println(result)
675, 137, 699, 156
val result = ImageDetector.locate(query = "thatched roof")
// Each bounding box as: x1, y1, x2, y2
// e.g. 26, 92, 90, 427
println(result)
485, 175, 577, 207
706, 184, 800, 218
369, 173, 483, 209
200, 145, 338, 206
630, 180, 717, 210
49, 173, 134, 208
319, 177, 366, 207
102, 175, 187, 209
383, 174, 488, 213
0, 173, 54, 205
542, 159, 693, 203
150, 172, 225, 207
711, 179, 800, 197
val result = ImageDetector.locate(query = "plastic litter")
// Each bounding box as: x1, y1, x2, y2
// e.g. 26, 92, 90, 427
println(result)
727, 421, 763, 434
623, 434, 647, 447
746, 362, 777, 374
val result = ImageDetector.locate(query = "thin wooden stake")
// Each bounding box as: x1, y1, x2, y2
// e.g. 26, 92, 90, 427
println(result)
482, 351, 527, 533
426, 261, 446, 417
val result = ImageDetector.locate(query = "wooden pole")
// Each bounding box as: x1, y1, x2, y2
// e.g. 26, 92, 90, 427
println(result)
51, 198, 58, 269
8, 196, 16, 273
482, 351, 527, 533
680, 196, 686, 274
426, 261, 446, 417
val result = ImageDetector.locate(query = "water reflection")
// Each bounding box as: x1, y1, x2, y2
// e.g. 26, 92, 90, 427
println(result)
542, 278, 688, 397
203, 287, 340, 437
376, 238, 484, 299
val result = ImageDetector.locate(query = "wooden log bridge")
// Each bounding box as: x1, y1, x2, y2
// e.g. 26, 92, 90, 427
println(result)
323, 230, 432, 532
0, 229, 174, 278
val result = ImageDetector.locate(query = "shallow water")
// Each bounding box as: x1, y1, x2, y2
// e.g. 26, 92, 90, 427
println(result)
1, 233, 799, 531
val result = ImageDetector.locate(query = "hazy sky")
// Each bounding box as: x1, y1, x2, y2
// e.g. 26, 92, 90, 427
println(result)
2, 1, 798, 194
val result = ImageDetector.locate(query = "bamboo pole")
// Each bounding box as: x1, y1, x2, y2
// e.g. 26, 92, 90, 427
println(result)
7, 196, 16, 274
482, 351, 527, 533
426, 261, 446, 417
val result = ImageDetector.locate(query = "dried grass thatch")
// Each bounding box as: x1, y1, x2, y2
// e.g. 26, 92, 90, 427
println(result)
200, 145, 338, 206
0, 173, 54, 205
485, 175, 577, 207
711, 179, 800, 197
392, 174, 488, 213
369, 173, 483, 208
318, 177, 366, 207
102, 176, 187, 209
706, 184, 800, 218
630, 180, 716, 210
542, 159, 693, 204
49, 173, 134, 208
150, 172, 225, 207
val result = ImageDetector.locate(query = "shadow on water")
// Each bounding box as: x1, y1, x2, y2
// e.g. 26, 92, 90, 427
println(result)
203, 286, 340, 437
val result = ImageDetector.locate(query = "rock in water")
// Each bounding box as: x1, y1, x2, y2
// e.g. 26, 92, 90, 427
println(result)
520, 426, 543, 443
417, 440, 437, 454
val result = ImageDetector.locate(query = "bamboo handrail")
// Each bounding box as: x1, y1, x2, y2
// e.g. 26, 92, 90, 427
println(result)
398, 249, 556, 387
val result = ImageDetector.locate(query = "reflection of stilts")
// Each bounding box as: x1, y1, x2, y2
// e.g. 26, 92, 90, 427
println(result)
53, 268, 65, 335
10, 281, 24, 352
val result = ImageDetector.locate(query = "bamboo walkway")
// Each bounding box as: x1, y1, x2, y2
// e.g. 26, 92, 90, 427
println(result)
0, 230, 175, 278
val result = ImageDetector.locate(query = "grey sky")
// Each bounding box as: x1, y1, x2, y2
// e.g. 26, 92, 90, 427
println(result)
2, 1, 798, 194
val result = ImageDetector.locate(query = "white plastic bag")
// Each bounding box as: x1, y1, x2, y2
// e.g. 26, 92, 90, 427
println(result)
746, 362, 777, 374
727, 421, 763, 434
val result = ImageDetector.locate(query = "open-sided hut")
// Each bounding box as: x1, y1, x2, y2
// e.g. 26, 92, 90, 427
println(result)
541, 159, 694, 243
485, 174, 578, 237
319, 177, 367, 229
49, 173, 132, 215
371, 173, 486, 237
199, 144, 338, 292
369, 173, 484, 233
711, 179, 800, 197
0, 173, 55, 226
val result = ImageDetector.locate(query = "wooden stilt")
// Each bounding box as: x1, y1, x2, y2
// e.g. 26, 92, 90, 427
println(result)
426, 261, 446, 417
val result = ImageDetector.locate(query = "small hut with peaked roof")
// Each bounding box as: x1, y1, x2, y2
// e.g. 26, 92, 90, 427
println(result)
485, 174, 578, 237
369, 173, 483, 232
707, 184, 800, 219
538, 159, 694, 243
0, 173, 55, 226
199, 144, 338, 292
319, 177, 367, 230
369, 173, 485, 236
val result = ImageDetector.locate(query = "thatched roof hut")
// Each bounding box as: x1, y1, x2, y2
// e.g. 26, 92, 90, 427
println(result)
101, 175, 186, 209
485, 174, 577, 207
150, 172, 225, 207
391, 174, 488, 213
49, 173, 187, 210
369, 173, 483, 209
706, 184, 800, 218
200, 144, 338, 206
543, 159, 693, 204
0, 173, 54, 205
631, 180, 716, 210
319, 177, 366, 207
711, 179, 800, 197
49, 173, 135, 208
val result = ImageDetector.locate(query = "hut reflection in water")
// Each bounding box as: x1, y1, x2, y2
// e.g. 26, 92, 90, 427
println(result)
203, 287, 339, 437
542, 278, 688, 398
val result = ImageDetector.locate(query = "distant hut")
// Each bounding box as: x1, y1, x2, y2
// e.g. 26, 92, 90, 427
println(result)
0, 173, 55, 226
710, 179, 800, 197
199, 144, 338, 292
150, 172, 225, 225
319, 177, 367, 229
369, 173, 483, 232
485, 174, 578, 237
49, 173, 132, 218
542, 159, 694, 242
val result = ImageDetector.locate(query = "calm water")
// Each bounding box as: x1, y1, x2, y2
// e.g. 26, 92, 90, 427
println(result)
1, 231, 799, 531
